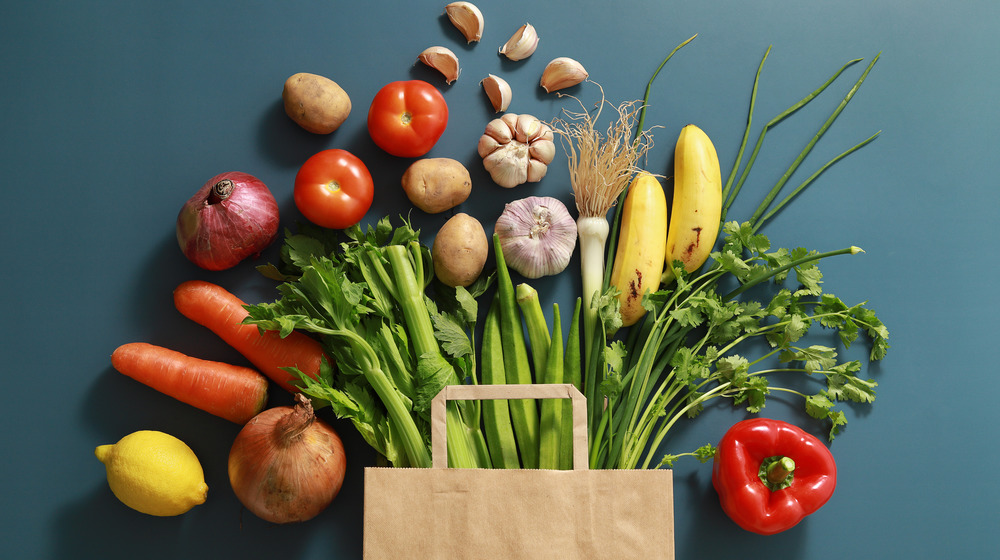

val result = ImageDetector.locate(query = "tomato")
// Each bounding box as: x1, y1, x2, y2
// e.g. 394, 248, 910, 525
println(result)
293, 149, 374, 230
367, 80, 448, 158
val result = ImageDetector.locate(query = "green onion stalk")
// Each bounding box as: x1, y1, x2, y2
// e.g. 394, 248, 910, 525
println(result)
549, 85, 655, 434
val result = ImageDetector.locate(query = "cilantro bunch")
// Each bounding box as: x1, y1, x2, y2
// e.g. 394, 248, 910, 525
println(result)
588, 48, 889, 470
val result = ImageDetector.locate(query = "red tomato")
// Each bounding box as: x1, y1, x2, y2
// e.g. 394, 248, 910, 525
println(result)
293, 149, 374, 229
367, 80, 448, 158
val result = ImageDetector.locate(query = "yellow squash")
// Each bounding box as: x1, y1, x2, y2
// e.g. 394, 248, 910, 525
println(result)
610, 172, 668, 327
663, 124, 722, 282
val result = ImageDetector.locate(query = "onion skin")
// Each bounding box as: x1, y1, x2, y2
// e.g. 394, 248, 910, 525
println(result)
228, 394, 346, 524
176, 171, 280, 271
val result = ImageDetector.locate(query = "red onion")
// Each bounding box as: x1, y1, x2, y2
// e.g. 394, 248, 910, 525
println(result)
228, 393, 346, 524
176, 171, 280, 271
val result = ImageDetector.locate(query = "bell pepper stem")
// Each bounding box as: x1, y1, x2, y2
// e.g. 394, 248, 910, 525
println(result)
761, 456, 796, 490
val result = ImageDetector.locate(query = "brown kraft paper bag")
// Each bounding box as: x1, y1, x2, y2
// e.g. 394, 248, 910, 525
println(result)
363, 384, 675, 559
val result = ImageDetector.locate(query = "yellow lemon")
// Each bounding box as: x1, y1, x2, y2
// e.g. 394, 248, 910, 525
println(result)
95, 430, 209, 516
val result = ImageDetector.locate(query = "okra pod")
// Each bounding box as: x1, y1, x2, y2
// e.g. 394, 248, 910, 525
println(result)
480, 299, 521, 468
538, 303, 564, 470
493, 234, 540, 469
516, 283, 551, 382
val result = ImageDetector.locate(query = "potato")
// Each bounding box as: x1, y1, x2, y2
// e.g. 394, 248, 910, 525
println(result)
401, 158, 472, 214
432, 213, 488, 287
282, 73, 351, 134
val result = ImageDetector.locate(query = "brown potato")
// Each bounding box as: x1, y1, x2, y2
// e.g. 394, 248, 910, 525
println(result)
401, 158, 472, 214
282, 73, 351, 134
432, 213, 488, 287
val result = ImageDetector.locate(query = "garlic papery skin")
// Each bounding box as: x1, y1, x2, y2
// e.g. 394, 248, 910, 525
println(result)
540, 57, 589, 93
495, 196, 578, 279
499, 23, 539, 61
481, 74, 512, 113
478, 113, 555, 188
445, 2, 484, 43
418, 46, 461, 84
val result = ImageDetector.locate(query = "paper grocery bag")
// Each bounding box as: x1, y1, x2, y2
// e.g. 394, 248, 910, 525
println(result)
363, 384, 675, 560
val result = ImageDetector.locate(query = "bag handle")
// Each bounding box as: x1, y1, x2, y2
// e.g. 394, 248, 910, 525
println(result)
431, 383, 589, 470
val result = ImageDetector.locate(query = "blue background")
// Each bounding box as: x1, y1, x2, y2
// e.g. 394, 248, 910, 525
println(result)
3, 0, 997, 558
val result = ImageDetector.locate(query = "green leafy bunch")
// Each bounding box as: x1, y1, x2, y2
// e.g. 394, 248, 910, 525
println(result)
587, 43, 889, 470
246, 217, 491, 468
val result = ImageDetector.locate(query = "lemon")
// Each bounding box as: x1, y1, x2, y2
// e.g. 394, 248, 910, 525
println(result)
95, 430, 209, 516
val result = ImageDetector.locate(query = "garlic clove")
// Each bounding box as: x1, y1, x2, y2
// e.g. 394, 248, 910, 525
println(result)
526, 159, 549, 183
513, 113, 549, 143
483, 116, 514, 144
481, 74, 512, 113
477, 133, 503, 158
483, 147, 529, 189
499, 23, 539, 61
528, 138, 556, 164
418, 46, 461, 84
444, 2, 485, 43
539, 57, 589, 93
494, 196, 578, 278
500, 112, 520, 133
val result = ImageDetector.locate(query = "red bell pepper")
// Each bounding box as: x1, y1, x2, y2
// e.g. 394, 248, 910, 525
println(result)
712, 418, 837, 535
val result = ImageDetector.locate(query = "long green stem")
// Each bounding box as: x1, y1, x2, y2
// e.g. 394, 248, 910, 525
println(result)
721, 45, 770, 217
724, 55, 864, 220
635, 34, 698, 143
639, 382, 734, 469
749, 53, 880, 229
756, 130, 881, 227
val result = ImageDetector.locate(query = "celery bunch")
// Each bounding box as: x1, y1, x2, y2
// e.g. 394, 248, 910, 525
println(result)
246, 217, 491, 468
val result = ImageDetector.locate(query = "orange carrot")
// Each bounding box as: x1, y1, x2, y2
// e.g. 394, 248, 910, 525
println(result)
111, 342, 268, 424
173, 280, 327, 393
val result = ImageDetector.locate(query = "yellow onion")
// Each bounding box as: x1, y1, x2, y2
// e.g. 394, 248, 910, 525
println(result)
228, 394, 346, 524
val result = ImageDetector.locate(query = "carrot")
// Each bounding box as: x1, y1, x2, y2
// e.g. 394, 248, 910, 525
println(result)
111, 342, 268, 424
173, 280, 328, 393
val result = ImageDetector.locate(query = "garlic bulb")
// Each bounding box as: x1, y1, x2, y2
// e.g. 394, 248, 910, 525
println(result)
418, 46, 461, 84
444, 2, 484, 43
499, 23, 539, 61
481, 74, 512, 112
478, 113, 556, 189
495, 196, 578, 279
540, 57, 589, 93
